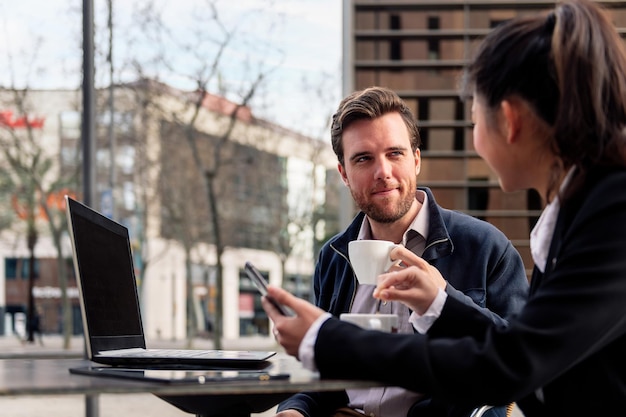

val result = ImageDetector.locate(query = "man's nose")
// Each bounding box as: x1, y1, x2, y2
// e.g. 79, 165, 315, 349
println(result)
374, 158, 392, 179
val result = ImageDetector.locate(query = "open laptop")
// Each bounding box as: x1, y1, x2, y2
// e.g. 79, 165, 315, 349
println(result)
65, 196, 276, 368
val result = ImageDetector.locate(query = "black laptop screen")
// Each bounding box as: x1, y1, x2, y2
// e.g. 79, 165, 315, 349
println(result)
70, 200, 144, 339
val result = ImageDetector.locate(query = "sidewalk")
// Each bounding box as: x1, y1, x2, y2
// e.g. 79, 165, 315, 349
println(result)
0, 333, 282, 417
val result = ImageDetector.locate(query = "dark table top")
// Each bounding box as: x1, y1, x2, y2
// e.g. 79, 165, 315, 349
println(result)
0, 355, 383, 416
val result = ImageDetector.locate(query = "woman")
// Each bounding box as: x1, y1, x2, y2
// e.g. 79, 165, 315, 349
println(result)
262, 1, 626, 415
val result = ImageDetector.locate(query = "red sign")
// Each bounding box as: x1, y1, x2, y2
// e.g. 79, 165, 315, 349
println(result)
12, 189, 76, 220
0, 110, 45, 129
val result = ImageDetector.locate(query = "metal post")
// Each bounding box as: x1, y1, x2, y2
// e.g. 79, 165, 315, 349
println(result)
83, 0, 96, 208
82, 0, 98, 416
107, 0, 116, 220
339, 0, 356, 228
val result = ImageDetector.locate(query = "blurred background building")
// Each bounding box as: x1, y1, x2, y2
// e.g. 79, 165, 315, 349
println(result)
342, 0, 626, 278
0, 81, 341, 342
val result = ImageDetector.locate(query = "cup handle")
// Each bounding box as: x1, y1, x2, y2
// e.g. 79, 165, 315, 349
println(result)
385, 244, 402, 270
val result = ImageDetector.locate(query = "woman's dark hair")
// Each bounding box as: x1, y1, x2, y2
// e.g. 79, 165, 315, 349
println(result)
463, 0, 626, 199
330, 86, 421, 166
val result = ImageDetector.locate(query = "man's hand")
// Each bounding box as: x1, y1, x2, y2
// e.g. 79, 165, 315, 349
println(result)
274, 410, 305, 417
262, 286, 326, 357
374, 245, 446, 314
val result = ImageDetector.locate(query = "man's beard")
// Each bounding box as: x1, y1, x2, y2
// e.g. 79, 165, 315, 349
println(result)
351, 187, 415, 224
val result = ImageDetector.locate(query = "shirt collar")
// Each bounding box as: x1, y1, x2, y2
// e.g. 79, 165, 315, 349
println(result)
530, 167, 575, 273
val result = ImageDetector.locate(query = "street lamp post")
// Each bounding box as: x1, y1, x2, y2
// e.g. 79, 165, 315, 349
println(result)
82, 0, 97, 416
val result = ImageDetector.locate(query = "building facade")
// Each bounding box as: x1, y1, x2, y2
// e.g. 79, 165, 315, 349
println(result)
0, 82, 338, 342
343, 0, 626, 275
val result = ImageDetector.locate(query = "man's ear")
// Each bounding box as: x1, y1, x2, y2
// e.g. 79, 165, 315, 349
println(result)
338, 162, 349, 186
501, 100, 522, 144
414, 148, 421, 176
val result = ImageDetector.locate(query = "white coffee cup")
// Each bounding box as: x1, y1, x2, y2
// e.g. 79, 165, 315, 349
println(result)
348, 240, 397, 285
340, 313, 399, 333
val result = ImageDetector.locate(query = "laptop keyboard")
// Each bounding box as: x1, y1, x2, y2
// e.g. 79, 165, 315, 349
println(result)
101, 349, 225, 358
142, 349, 224, 358
99, 348, 266, 360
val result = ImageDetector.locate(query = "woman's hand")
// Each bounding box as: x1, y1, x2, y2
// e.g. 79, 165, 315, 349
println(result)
262, 286, 326, 358
374, 245, 447, 314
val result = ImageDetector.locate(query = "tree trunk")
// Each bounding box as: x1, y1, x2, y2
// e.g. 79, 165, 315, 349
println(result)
185, 248, 196, 348
207, 177, 223, 350
26, 228, 37, 343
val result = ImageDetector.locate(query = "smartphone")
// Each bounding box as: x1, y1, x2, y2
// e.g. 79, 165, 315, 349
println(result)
244, 261, 293, 316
